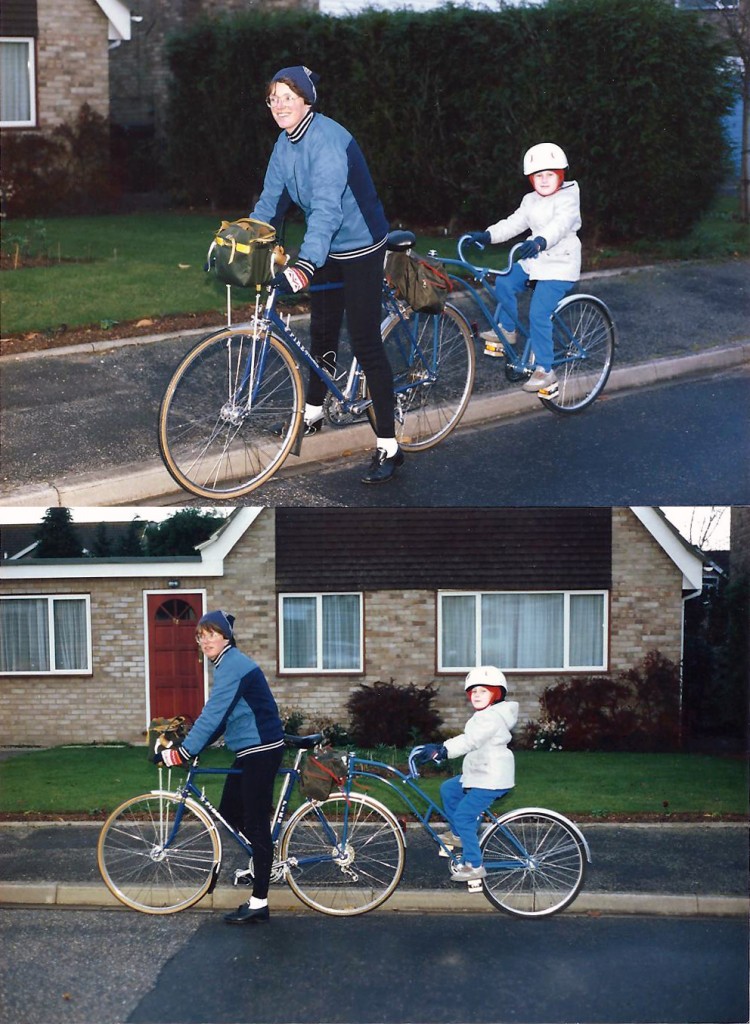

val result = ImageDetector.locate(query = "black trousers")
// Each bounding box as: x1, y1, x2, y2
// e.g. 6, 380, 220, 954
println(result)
306, 243, 395, 440
219, 745, 284, 900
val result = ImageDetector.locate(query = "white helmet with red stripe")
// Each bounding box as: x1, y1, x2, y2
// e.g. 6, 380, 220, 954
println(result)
523, 143, 568, 175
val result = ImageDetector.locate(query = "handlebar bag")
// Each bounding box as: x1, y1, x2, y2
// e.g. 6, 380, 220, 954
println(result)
207, 217, 277, 288
385, 251, 452, 314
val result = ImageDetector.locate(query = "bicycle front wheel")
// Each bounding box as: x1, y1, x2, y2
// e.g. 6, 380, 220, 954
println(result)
480, 810, 587, 918
97, 793, 221, 914
280, 794, 406, 916
541, 296, 615, 414
158, 328, 304, 499
370, 303, 476, 451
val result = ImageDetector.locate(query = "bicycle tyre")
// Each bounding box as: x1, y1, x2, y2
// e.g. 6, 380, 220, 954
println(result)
97, 792, 221, 914
158, 327, 304, 499
479, 809, 587, 918
369, 303, 476, 451
280, 793, 406, 916
541, 296, 615, 414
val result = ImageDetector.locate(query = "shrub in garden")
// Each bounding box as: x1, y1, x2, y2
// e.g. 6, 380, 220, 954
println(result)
346, 679, 444, 748
1, 104, 120, 218
164, 0, 733, 242
528, 650, 681, 752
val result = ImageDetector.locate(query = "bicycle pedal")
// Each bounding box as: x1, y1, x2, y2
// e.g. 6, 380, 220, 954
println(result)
467, 879, 483, 893
538, 384, 559, 398
233, 868, 254, 887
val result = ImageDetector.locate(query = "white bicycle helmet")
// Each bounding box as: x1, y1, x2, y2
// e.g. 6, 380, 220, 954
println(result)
523, 143, 568, 175
465, 665, 508, 694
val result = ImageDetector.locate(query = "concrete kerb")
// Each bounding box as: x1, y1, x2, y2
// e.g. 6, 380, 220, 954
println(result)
3, 339, 749, 508
0, 882, 747, 917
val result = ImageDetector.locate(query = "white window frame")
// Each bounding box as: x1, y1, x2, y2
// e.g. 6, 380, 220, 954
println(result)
0, 37, 37, 128
278, 592, 363, 674
0, 594, 92, 675
437, 590, 609, 673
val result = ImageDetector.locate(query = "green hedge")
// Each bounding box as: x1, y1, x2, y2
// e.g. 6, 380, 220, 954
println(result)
165, 0, 734, 243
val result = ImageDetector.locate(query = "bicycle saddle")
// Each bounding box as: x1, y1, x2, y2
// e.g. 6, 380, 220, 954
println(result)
386, 230, 416, 252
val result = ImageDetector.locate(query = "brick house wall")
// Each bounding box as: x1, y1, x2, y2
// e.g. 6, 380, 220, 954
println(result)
109, 0, 318, 147
0, 507, 695, 746
36, 0, 110, 128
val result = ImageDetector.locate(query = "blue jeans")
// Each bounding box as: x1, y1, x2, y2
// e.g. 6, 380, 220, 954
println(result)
440, 775, 510, 867
493, 262, 574, 371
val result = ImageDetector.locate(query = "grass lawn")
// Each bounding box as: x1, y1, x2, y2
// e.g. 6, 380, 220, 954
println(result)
0, 745, 746, 820
1, 197, 748, 337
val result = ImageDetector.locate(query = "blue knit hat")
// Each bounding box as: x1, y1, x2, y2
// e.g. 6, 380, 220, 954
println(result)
198, 610, 235, 638
271, 65, 319, 105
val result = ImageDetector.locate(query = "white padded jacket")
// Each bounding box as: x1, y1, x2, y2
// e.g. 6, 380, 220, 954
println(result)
443, 700, 519, 790
486, 181, 581, 282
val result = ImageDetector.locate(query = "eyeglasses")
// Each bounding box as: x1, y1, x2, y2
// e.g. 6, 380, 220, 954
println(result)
265, 93, 301, 109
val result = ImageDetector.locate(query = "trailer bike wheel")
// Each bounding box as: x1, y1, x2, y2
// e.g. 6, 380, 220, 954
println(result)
541, 296, 615, 413
479, 810, 587, 918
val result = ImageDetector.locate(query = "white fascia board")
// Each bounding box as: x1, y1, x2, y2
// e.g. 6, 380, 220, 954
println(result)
94, 0, 132, 42
630, 507, 704, 591
0, 508, 264, 582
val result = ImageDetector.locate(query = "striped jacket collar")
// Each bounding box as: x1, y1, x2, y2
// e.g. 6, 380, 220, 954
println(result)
287, 109, 315, 144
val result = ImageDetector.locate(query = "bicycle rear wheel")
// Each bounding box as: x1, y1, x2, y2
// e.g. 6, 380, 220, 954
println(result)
158, 328, 304, 499
541, 296, 615, 413
480, 810, 587, 918
97, 793, 221, 914
280, 794, 405, 916
370, 303, 475, 450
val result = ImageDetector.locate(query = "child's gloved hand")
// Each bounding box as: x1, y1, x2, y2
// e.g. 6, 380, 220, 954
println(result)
466, 231, 491, 248
408, 743, 448, 775
517, 236, 547, 259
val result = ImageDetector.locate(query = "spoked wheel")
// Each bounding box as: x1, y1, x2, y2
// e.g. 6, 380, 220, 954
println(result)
280, 794, 406, 916
479, 810, 587, 918
541, 296, 615, 413
370, 303, 476, 450
158, 328, 304, 499
97, 793, 221, 914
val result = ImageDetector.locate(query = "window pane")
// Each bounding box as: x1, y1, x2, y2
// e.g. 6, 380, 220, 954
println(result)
441, 595, 475, 668
322, 594, 360, 670
570, 594, 604, 667
0, 599, 49, 671
53, 599, 88, 670
0, 41, 32, 123
282, 597, 316, 669
482, 594, 564, 668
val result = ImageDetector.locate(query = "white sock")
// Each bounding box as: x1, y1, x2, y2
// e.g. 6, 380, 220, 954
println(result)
377, 437, 399, 458
304, 403, 324, 424
248, 896, 268, 909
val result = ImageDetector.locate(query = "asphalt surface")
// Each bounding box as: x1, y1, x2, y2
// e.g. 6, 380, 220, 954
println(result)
1, 259, 748, 506
0, 819, 747, 917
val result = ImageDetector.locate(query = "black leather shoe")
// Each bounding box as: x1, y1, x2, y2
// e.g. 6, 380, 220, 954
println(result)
361, 446, 404, 484
224, 903, 270, 925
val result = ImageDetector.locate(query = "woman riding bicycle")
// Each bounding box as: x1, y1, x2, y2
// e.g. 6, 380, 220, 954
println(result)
153, 610, 284, 926
467, 142, 581, 396
250, 65, 403, 484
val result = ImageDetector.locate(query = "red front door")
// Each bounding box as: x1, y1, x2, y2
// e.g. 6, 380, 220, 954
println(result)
147, 594, 204, 722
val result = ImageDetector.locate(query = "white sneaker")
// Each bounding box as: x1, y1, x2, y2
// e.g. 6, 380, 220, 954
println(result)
480, 325, 517, 357
450, 861, 487, 882
522, 367, 558, 394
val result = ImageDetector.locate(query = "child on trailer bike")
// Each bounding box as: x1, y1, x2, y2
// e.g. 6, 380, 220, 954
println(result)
410, 666, 519, 881
466, 142, 582, 397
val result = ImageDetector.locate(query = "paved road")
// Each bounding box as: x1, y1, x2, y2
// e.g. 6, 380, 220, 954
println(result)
180, 367, 750, 507
1, 259, 748, 506
1, 909, 747, 1024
